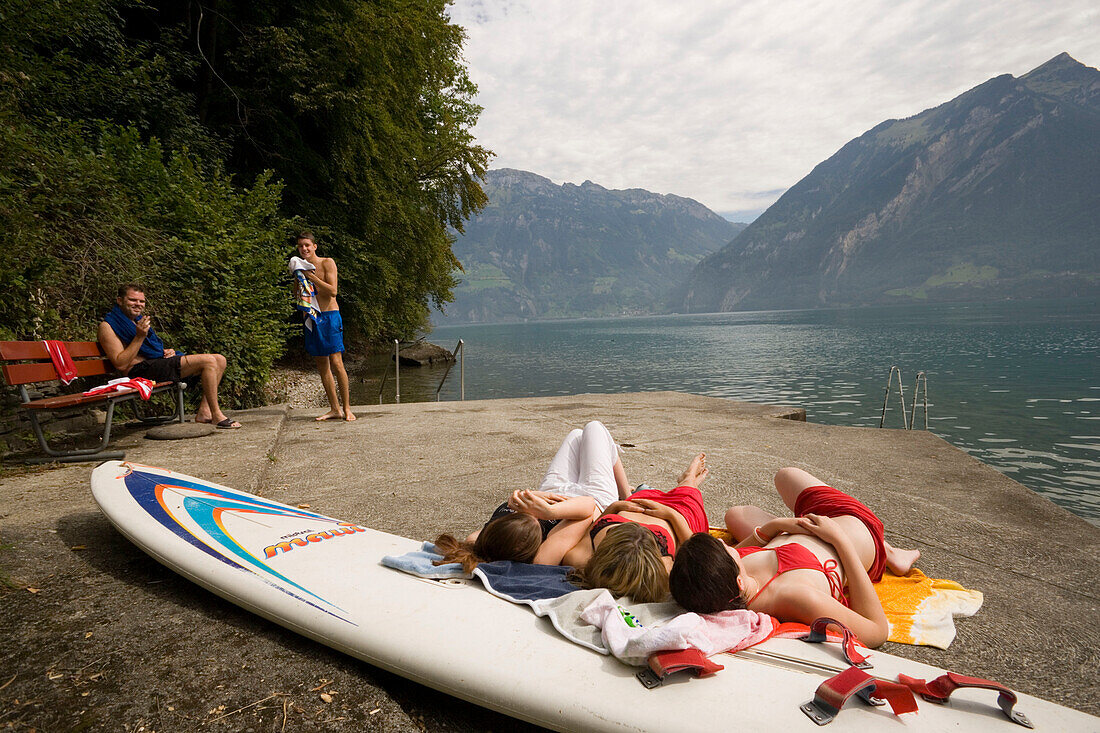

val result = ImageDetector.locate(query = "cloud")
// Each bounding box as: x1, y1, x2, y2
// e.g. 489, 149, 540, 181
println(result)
450, 0, 1100, 214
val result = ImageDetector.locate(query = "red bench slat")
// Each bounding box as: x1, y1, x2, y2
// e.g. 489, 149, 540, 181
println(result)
0, 340, 103, 360
1, 340, 113, 386
2, 358, 110, 386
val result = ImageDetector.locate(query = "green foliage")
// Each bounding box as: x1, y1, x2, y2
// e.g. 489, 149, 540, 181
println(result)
1, 0, 489, 405
155, 0, 490, 339
0, 122, 290, 405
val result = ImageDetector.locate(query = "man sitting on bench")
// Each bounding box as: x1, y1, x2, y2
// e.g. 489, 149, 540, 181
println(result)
97, 283, 241, 429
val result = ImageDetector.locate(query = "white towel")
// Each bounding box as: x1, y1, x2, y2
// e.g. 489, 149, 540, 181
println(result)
288, 256, 316, 273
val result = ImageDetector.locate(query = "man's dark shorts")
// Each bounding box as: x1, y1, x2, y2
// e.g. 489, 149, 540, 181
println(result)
128, 354, 183, 383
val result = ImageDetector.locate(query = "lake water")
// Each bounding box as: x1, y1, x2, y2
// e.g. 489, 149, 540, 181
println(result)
355, 300, 1100, 525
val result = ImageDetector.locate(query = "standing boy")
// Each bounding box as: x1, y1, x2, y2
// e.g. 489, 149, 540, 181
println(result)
294, 232, 355, 421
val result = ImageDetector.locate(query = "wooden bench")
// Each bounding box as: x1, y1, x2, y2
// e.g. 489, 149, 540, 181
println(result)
0, 340, 185, 463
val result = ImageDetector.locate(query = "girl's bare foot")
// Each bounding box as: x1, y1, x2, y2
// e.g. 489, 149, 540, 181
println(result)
885, 543, 921, 575
678, 453, 709, 486
344, 411, 357, 421
315, 410, 343, 421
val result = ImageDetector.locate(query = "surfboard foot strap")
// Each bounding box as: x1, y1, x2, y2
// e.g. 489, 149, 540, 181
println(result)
802, 666, 918, 725
800, 617, 872, 669
898, 672, 1034, 728
636, 649, 724, 689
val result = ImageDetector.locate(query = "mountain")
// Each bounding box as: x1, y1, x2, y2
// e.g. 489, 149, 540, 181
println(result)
681, 53, 1100, 313
438, 169, 744, 322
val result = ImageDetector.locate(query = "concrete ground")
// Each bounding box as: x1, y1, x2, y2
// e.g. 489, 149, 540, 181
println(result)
1, 391, 1098, 731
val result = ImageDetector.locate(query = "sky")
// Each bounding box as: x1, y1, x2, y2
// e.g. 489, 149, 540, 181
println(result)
448, 1, 1100, 222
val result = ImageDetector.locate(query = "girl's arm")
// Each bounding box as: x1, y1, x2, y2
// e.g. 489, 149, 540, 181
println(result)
733, 517, 807, 548
794, 514, 889, 646
630, 499, 693, 545
510, 492, 596, 521
534, 509, 600, 565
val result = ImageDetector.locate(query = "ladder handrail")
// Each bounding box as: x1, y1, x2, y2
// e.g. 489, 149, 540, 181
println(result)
434, 339, 464, 401
880, 365, 909, 429
377, 339, 400, 404
911, 371, 928, 430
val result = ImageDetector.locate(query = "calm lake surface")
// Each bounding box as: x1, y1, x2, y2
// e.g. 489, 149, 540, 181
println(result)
356, 300, 1100, 524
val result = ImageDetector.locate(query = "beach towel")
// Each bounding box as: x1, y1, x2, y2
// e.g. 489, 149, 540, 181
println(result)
102, 305, 167, 360
43, 340, 77, 385
877, 568, 983, 648
83, 377, 156, 400
289, 257, 320, 331
471, 564, 778, 662
577, 591, 776, 665
380, 542, 469, 579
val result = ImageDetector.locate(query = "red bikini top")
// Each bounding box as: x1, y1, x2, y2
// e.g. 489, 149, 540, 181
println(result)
737, 543, 847, 606
590, 514, 674, 557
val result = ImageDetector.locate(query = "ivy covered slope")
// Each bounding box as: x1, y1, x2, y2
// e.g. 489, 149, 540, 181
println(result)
681, 53, 1100, 313
0, 0, 488, 405
440, 169, 744, 323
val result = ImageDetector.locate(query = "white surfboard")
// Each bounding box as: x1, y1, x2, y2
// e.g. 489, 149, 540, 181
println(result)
91, 461, 1096, 732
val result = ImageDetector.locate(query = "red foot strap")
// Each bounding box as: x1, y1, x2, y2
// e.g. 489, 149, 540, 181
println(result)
898, 672, 1033, 728
802, 667, 917, 725
800, 617, 872, 669
636, 649, 724, 689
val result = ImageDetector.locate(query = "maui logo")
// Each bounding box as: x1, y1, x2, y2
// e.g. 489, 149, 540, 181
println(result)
263, 522, 366, 559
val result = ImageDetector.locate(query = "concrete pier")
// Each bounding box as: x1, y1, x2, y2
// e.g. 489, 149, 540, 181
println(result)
2, 392, 1097, 730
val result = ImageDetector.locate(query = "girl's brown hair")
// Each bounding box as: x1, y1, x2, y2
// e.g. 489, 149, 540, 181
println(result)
572, 523, 669, 602
433, 513, 542, 573
669, 532, 746, 613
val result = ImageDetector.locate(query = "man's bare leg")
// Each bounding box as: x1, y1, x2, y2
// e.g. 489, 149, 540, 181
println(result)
315, 355, 342, 421
329, 352, 355, 420
182, 354, 236, 427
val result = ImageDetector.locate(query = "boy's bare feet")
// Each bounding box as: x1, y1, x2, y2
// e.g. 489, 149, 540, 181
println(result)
885, 542, 921, 575
315, 410, 343, 421
344, 411, 357, 421
678, 452, 709, 486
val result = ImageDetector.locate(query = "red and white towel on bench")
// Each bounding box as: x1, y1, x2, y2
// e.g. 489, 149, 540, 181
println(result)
83, 377, 156, 400
43, 340, 78, 385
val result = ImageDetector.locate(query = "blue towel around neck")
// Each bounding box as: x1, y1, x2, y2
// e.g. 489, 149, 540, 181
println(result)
103, 305, 167, 360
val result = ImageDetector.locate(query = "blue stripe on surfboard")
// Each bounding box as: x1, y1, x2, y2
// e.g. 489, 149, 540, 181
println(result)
122, 468, 357, 626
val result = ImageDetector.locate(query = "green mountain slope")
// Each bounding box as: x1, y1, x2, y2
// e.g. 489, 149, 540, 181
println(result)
681, 53, 1100, 312
438, 169, 744, 322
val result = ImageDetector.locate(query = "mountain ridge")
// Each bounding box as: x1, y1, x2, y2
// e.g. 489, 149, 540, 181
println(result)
439, 168, 744, 323
681, 52, 1100, 312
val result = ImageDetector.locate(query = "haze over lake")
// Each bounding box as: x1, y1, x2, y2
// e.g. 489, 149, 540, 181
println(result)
359, 299, 1100, 525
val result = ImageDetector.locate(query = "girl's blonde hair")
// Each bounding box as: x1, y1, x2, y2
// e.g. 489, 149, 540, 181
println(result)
573, 523, 669, 602
434, 512, 542, 573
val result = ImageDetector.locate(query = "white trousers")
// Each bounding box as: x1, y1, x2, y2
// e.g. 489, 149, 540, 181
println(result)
538, 420, 620, 510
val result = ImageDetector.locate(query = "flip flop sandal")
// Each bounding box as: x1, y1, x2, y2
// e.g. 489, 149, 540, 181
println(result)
215, 418, 242, 429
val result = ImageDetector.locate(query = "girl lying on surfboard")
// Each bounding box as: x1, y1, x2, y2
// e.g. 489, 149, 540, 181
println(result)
669, 467, 920, 648
562, 452, 712, 603
434, 421, 632, 571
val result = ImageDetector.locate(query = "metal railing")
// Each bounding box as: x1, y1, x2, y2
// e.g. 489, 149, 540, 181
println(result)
434, 339, 464, 401
911, 371, 928, 430
377, 339, 400, 404
880, 366, 929, 429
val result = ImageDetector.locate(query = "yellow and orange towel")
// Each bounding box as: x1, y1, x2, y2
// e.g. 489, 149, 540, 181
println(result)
876, 568, 982, 649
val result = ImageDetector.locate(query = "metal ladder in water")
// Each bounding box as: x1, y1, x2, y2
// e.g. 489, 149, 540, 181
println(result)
880, 366, 928, 430
377, 338, 465, 404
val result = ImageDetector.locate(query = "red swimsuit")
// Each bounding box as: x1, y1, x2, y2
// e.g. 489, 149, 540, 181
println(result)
737, 543, 848, 606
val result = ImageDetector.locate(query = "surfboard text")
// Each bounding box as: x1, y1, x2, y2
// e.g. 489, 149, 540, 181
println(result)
263, 523, 366, 558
